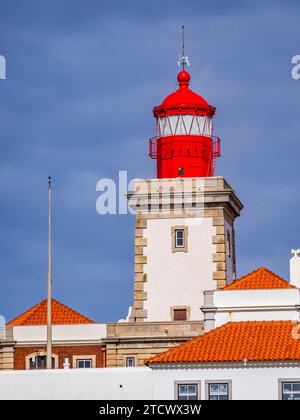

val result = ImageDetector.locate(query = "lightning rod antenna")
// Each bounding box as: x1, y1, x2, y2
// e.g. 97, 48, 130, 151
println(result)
178, 25, 190, 70
182, 25, 185, 70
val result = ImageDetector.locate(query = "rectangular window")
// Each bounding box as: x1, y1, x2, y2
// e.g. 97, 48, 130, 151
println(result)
175, 229, 184, 248
171, 226, 188, 252
206, 381, 232, 400
126, 357, 135, 367
226, 230, 231, 258
76, 359, 92, 369
208, 383, 229, 400
173, 308, 187, 321
281, 382, 300, 400
178, 384, 198, 400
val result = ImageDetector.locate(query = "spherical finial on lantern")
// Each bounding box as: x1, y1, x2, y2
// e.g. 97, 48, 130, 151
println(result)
177, 70, 190, 87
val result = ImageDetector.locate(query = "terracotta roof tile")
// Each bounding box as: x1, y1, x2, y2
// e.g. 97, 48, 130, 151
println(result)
7, 299, 95, 326
222, 267, 295, 290
146, 321, 300, 364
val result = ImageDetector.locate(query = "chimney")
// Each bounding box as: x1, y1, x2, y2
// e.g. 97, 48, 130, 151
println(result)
201, 290, 216, 332
290, 249, 300, 288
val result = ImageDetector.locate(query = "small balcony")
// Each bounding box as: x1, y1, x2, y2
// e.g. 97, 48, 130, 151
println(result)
149, 134, 221, 160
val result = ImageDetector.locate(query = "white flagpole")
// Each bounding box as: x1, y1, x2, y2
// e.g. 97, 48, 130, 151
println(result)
46, 176, 52, 369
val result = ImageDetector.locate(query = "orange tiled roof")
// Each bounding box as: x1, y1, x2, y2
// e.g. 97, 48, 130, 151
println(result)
222, 267, 295, 290
146, 321, 300, 364
7, 299, 95, 326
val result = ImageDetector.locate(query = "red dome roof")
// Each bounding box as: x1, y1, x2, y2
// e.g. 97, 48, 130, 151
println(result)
153, 70, 215, 117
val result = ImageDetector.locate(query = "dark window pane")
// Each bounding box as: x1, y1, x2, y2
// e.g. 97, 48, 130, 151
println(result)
210, 385, 219, 393
187, 385, 196, 393
209, 383, 229, 400
219, 384, 228, 393
29, 355, 55, 370
178, 384, 197, 400
179, 385, 188, 394
77, 359, 92, 368
174, 309, 187, 321
175, 230, 184, 247
126, 357, 135, 367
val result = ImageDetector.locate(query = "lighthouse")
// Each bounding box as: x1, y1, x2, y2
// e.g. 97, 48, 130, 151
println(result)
127, 61, 244, 324
150, 69, 220, 179
105, 47, 244, 367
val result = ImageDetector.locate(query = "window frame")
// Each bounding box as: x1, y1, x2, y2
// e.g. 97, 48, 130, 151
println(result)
25, 351, 58, 370
226, 229, 231, 258
174, 381, 201, 400
173, 308, 187, 321
171, 306, 190, 322
175, 229, 185, 248
73, 355, 96, 369
205, 380, 232, 400
125, 356, 136, 368
171, 226, 188, 253
76, 358, 93, 369
278, 379, 300, 400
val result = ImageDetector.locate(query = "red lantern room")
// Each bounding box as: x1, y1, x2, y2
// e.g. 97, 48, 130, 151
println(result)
149, 69, 221, 178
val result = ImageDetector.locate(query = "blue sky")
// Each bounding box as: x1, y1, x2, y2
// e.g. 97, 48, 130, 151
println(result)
0, 0, 299, 323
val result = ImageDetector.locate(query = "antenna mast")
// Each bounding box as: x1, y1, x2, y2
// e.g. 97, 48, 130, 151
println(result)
182, 25, 185, 70
178, 25, 190, 69
46, 176, 52, 370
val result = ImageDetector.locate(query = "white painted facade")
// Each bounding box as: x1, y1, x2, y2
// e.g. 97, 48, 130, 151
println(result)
202, 288, 300, 331
215, 289, 300, 325
12, 324, 107, 345
0, 367, 153, 400
151, 364, 300, 400
144, 217, 216, 321
1, 364, 300, 400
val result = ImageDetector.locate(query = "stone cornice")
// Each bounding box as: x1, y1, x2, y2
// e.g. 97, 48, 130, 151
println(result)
148, 360, 300, 369
103, 335, 199, 345
127, 176, 243, 219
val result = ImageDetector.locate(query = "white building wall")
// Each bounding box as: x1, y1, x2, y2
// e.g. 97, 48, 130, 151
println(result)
12, 324, 107, 345
213, 289, 300, 327
0, 367, 153, 400
1, 365, 299, 400
144, 217, 216, 321
214, 289, 300, 308
152, 366, 300, 400
216, 310, 299, 325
